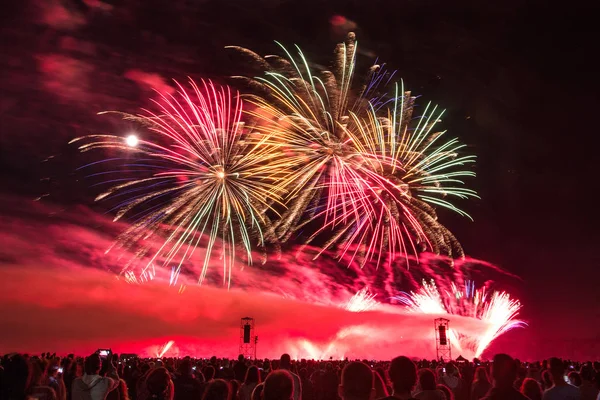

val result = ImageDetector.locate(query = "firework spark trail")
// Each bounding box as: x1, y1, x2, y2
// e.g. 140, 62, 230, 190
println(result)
228, 32, 478, 269
474, 291, 526, 357
344, 287, 379, 312
396, 280, 446, 314
156, 340, 175, 358
396, 280, 525, 357
70, 80, 294, 288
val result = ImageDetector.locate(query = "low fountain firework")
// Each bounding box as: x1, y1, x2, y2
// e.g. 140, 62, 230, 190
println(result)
396, 280, 525, 357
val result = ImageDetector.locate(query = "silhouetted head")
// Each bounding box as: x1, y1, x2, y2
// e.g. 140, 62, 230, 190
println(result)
196, 370, 206, 383
298, 368, 308, 380
230, 380, 240, 398
541, 370, 552, 389
202, 379, 231, 400
520, 378, 542, 400
338, 362, 374, 400
436, 384, 453, 400
373, 370, 389, 399
239, 355, 245, 362
245, 366, 261, 384
30, 358, 49, 385
251, 383, 264, 400
263, 370, 293, 400
62, 358, 73, 374
418, 369, 437, 391
204, 366, 216, 381
388, 356, 417, 395
318, 368, 340, 399
178, 359, 193, 376
146, 367, 174, 400
84, 354, 102, 376
2, 354, 32, 400
279, 355, 291, 370
547, 358, 565, 383
445, 362, 458, 377
580, 364, 594, 381
491, 354, 517, 388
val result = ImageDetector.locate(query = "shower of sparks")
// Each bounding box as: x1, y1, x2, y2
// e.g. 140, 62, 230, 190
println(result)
396, 280, 525, 357
344, 287, 379, 312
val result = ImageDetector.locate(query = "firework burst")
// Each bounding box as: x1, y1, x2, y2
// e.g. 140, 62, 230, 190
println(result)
228, 32, 477, 267
397, 280, 525, 357
70, 80, 292, 287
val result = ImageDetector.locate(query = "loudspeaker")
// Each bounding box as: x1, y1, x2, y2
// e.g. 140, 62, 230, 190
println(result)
243, 325, 251, 343
439, 326, 447, 346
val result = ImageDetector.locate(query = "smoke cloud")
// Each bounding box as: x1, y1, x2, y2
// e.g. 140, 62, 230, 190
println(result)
0, 196, 506, 359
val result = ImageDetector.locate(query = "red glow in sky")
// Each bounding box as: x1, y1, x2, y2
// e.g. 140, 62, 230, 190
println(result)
0, 195, 533, 360
1, 265, 494, 359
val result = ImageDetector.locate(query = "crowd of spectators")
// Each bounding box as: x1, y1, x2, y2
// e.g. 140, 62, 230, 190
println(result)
1, 351, 598, 400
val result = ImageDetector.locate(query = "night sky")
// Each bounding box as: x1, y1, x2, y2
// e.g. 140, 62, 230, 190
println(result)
0, 0, 598, 359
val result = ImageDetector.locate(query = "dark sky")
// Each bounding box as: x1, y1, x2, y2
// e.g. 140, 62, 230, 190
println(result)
0, 0, 598, 358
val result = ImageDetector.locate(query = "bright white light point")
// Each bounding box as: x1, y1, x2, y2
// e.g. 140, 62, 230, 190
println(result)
126, 134, 139, 147
216, 171, 225, 179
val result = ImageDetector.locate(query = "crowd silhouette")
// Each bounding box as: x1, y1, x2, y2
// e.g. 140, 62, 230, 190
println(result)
0, 352, 598, 400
